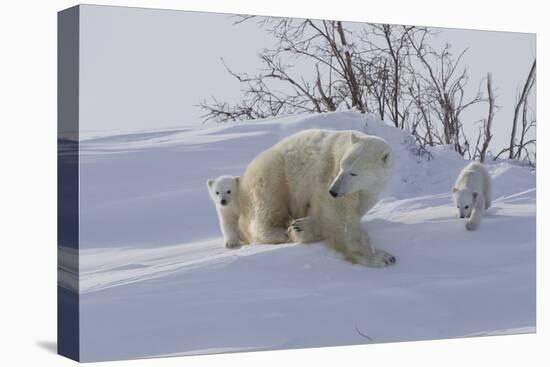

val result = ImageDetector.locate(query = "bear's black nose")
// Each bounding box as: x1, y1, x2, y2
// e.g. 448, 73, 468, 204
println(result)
220, 199, 227, 206
329, 190, 338, 198
460, 214, 464, 218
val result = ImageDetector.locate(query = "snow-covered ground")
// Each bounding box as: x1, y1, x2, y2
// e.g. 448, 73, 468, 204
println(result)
64, 111, 535, 362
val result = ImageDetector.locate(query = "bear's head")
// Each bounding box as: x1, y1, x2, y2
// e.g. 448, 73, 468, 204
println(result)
328, 132, 393, 198
207, 175, 239, 207
452, 187, 477, 218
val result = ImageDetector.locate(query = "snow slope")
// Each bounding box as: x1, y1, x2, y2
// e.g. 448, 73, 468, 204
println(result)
64, 111, 535, 362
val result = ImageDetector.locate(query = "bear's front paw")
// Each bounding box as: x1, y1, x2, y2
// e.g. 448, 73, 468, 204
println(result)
225, 239, 242, 249
465, 221, 479, 231
357, 249, 396, 268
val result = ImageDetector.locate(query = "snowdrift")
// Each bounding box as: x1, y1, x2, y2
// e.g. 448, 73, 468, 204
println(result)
64, 111, 535, 361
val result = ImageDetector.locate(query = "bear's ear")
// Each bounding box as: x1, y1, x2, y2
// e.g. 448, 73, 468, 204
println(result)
207, 179, 214, 189
350, 132, 360, 145
234, 176, 240, 186
472, 191, 478, 201
452, 187, 458, 193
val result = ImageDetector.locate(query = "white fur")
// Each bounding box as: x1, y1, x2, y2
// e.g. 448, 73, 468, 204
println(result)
452, 162, 492, 231
207, 175, 243, 249
238, 129, 395, 267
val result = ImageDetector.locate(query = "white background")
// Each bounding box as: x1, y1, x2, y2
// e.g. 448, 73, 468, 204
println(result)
0, 0, 546, 366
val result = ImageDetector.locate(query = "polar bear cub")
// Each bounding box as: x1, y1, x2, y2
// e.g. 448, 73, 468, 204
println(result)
207, 175, 243, 249
452, 162, 492, 231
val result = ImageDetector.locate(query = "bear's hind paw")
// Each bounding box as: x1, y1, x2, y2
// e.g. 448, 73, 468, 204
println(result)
225, 240, 243, 249
287, 217, 323, 244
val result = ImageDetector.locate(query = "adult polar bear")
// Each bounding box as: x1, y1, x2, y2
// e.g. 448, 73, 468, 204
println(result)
238, 129, 396, 267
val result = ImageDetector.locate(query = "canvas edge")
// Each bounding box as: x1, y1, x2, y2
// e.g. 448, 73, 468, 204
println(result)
57, 4, 80, 362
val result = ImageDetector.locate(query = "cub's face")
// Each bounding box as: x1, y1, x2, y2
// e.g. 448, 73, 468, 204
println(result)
453, 188, 477, 218
207, 176, 239, 207
328, 133, 393, 198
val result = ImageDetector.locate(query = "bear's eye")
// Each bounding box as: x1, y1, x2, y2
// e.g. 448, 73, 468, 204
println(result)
350, 172, 357, 177
215, 191, 219, 195
227, 190, 231, 194
465, 206, 469, 209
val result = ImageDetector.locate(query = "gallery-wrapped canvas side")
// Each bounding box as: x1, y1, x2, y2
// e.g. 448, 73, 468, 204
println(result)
57, 5, 80, 362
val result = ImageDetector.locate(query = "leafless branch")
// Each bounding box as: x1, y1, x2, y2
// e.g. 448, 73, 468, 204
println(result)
477, 73, 495, 162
